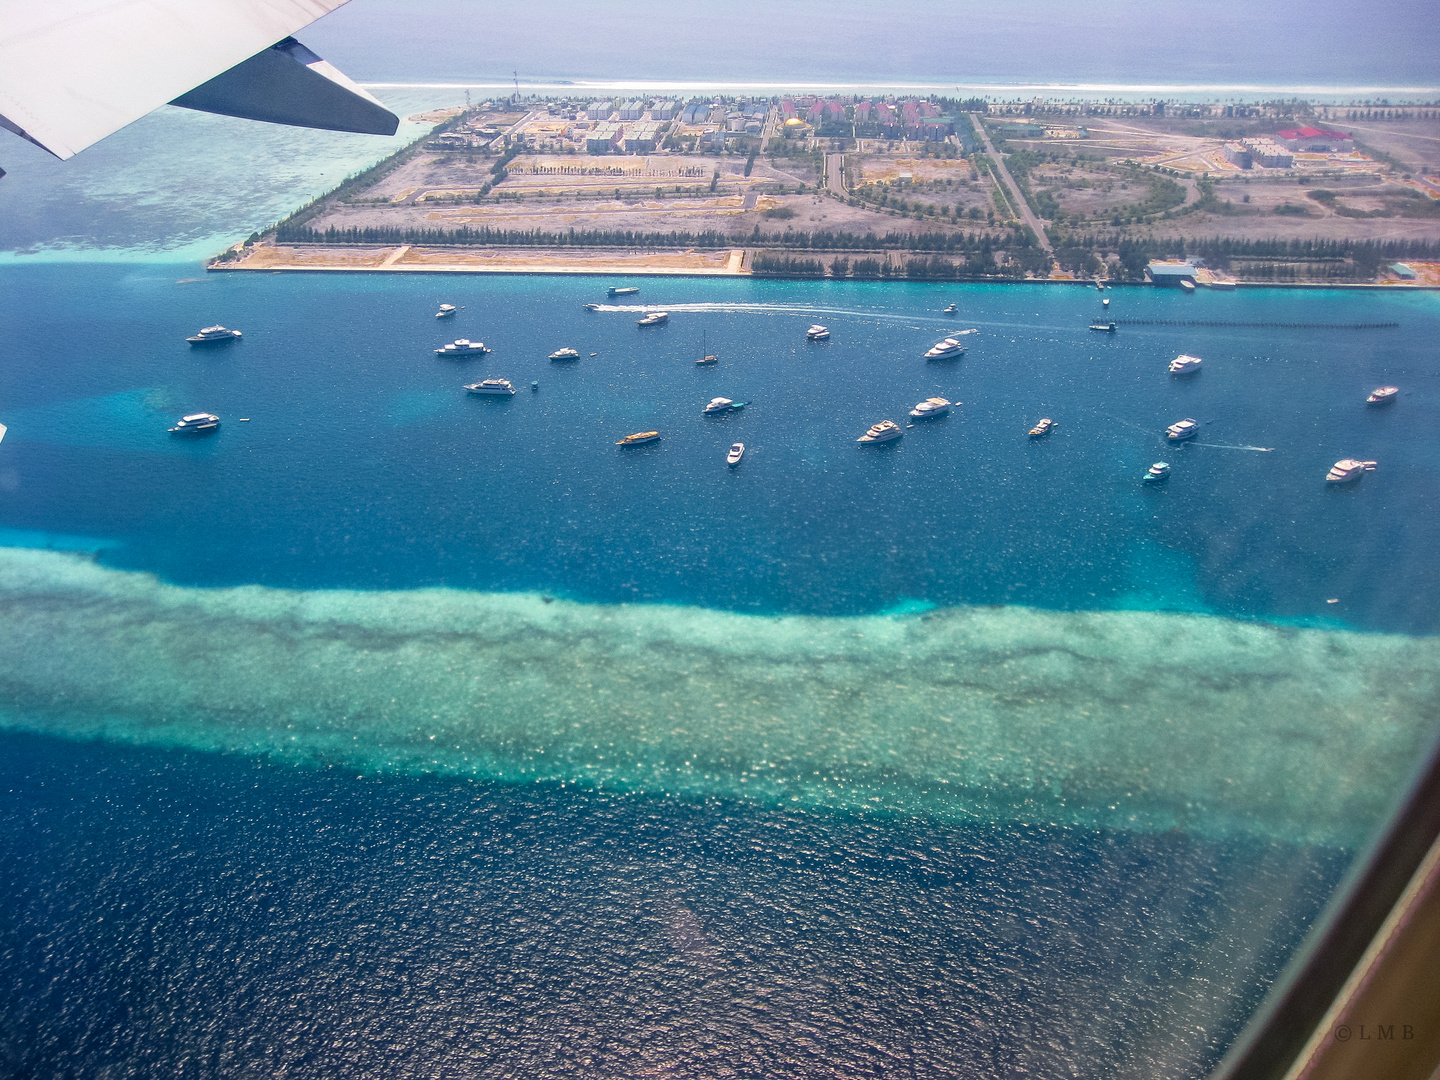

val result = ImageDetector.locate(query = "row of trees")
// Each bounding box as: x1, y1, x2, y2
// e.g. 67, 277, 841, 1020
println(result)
752, 247, 1045, 280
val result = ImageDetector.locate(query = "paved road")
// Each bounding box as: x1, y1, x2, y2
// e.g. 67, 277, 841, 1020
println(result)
825, 153, 847, 197
970, 114, 1053, 253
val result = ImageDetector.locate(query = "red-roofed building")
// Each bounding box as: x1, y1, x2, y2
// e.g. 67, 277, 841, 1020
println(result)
1276, 126, 1353, 152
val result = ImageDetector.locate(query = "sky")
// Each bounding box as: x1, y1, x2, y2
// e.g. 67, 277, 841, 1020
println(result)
303, 0, 1440, 91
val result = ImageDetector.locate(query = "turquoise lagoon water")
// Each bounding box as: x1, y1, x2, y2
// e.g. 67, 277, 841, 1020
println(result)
2, 262, 1439, 1076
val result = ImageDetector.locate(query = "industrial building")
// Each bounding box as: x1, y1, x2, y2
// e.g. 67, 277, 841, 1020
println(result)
1224, 143, 1253, 169
1243, 138, 1294, 168
1148, 260, 1198, 286
1276, 126, 1354, 152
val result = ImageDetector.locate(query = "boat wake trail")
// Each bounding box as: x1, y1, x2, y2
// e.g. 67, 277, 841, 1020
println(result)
1195, 443, 1276, 452
587, 302, 977, 329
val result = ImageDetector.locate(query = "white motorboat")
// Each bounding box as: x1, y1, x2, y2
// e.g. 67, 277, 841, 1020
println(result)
703, 397, 746, 415
436, 304, 457, 318
1102, 297, 1110, 308
1166, 418, 1199, 441
909, 397, 951, 419
1028, 417, 1056, 438
1090, 321, 1117, 332
435, 339, 490, 357
924, 337, 967, 360
609, 286, 640, 296
169, 412, 219, 433
1327, 458, 1376, 483
1144, 462, 1171, 482
857, 420, 903, 444
943, 303, 958, 314
806, 324, 830, 341
637, 311, 669, 327
583, 303, 601, 311
465, 378, 515, 395
727, 442, 745, 466
186, 325, 241, 346
1169, 354, 1203, 375
616, 430, 661, 446
1366, 386, 1398, 405
549, 347, 580, 361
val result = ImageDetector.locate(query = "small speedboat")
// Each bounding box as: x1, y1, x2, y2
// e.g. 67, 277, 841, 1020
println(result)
435, 338, 490, 357
1166, 418, 1199, 441
1028, 418, 1055, 438
1095, 280, 1105, 291
186, 325, 241, 346
806, 324, 830, 341
609, 286, 640, 297
727, 442, 745, 466
702, 397, 745, 415
583, 303, 601, 311
943, 303, 958, 314
169, 412, 219, 434
616, 430, 660, 446
1089, 321, 1117, 332
924, 337, 967, 360
1101, 297, 1110, 308
1169, 354, 1203, 375
1327, 458, 1376, 483
1366, 386, 1398, 405
465, 378, 515, 395
549, 347, 580, 361
857, 420, 903, 444
1144, 462, 1171, 483
436, 304, 457, 318
637, 311, 669, 327
909, 397, 951, 419
1180, 279, 1196, 294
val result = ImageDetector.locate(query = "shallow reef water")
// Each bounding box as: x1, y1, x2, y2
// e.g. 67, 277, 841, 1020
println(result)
2, 548, 1433, 846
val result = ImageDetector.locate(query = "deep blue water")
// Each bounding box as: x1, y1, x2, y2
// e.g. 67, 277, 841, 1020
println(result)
2, 265, 1438, 630
2, 264, 1438, 1078
0, 731, 1346, 1079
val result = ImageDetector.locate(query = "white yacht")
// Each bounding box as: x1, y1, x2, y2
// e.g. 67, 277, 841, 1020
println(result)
1327, 459, 1376, 483
1169, 354, 1203, 375
1367, 386, 1398, 405
169, 412, 220, 433
1028, 417, 1056, 438
549, 347, 580, 361
943, 303, 958, 314
1166, 418, 1199, 441
434, 339, 490, 357
857, 420, 903, 444
1102, 297, 1110, 308
1144, 462, 1171, 483
806, 324, 830, 341
703, 397, 745, 415
436, 304, 457, 318
924, 337, 967, 360
609, 286, 640, 297
186, 325, 241, 346
909, 397, 951, 419
637, 311, 669, 327
727, 442, 745, 466
465, 379, 515, 395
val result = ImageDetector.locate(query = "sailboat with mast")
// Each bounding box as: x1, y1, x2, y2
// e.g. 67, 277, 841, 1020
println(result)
696, 329, 718, 365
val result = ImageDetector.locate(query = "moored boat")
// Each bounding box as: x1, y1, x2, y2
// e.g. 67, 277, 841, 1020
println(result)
168, 412, 220, 434
434, 339, 490, 357
909, 397, 951, 419
1166, 417, 1199, 441
1101, 297, 1110, 307
1366, 386, 1398, 405
702, 397, 746, 415
637, 311, 669, 327
549, 347, 580, 361
616, 430, 661, 446
1327, 458, 1376, 483
943, 303, 958, 314
806, 324, 830, 341
727, 442, 745, 466
1089, 320, 1117, 332
857, 420, 903, 444
1028, 417, 1056, 438
1180, 279, 1196, 293
436, 304, 457, 318
186, 325, 241, 346
924, 337, 967, 360
1169, 354, 1203, 375
465, 378, 515, 395
609, 286, 640, 297
1144, 462, 1171, 483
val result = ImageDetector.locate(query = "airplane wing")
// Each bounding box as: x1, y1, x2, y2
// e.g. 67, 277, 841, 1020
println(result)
0, 0, 397, 165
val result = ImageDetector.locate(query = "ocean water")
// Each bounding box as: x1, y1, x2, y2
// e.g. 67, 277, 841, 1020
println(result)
1, 264, 1437, 1074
